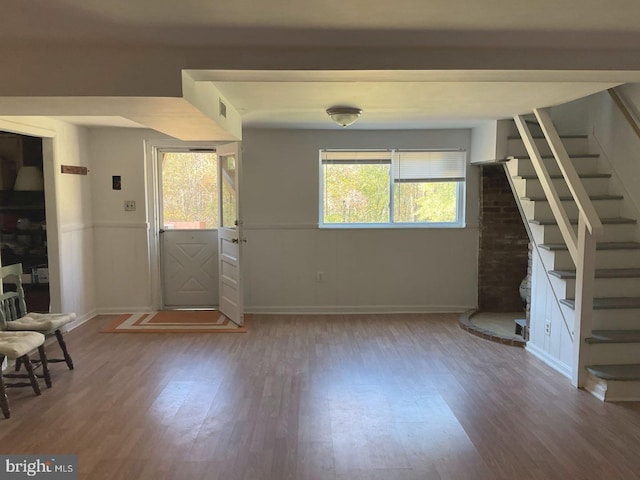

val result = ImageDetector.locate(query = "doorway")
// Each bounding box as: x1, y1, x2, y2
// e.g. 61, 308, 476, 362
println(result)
158, 149, 219, 309
0, 131, 50, 312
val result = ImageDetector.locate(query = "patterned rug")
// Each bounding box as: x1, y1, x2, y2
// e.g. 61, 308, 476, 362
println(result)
102, 310, 248, 333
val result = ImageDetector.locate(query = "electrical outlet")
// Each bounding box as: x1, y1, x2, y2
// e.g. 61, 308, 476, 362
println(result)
545, 321, 551, 336
316, 271, 325, 282
124, 200, 136, 211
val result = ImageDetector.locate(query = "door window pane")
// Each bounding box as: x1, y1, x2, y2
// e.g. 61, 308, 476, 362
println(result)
220, 154, 237, 229
161, 152, 219, 229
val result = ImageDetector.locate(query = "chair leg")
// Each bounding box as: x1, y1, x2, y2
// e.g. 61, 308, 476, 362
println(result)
14, 356, 22, 372
37, 346, 51, 388
0, 356, 9, 419
55, 330, 74, 370
21, 355, 40, 396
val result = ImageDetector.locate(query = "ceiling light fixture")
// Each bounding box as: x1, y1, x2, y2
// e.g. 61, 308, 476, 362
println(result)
326, 106, 362, 127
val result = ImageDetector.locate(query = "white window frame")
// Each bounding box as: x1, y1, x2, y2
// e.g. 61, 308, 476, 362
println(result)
319, 148, 466, 229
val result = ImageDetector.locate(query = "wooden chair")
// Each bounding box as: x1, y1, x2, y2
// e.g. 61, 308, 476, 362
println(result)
0, 310, 49, 418
1, 264, 75, 372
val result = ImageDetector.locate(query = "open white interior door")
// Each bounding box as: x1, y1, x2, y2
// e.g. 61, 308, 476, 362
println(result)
217, 142, 244, 326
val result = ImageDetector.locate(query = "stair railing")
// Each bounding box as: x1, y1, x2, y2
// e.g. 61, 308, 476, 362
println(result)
608, 88, 640, 141
514, 108, 603, 387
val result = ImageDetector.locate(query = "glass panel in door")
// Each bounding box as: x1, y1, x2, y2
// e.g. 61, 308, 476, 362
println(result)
220, 153, 237, 229
162, 152, 219, 230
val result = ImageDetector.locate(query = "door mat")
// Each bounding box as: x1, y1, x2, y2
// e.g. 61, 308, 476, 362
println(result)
102, 311, 248, 333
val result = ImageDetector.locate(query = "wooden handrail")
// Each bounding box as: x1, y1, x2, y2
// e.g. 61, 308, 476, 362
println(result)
514, 115, 578, 263
608, 88, 640, 141
534, 108, 603, 237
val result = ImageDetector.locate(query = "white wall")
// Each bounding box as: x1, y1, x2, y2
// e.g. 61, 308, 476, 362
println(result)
82, 126, 480, 314
0, 116, 96, 325
470, 119, 511, 164
241, 128, 479, 313
549, 97, 593, 136
88, 127, 173, 313
527, 251, 573, 378
587, 86, 640, 225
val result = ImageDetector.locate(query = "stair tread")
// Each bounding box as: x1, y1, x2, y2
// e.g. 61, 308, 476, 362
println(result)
522, 194, 623, 202
513, 153, 600, 161
586, 330, 640, 343
530, 217, 636, 226
508, 134, 588, 140
517, 172, 610, 180
540, 241, 640, 251
550, 268, 640, 279
561, 297, 640, 309
587, 364, 640, 381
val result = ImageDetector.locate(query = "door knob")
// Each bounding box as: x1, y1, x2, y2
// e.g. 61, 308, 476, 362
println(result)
232, 238, 239, 243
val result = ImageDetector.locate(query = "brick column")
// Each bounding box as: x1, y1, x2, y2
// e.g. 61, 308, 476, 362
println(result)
478, 165, 529, 311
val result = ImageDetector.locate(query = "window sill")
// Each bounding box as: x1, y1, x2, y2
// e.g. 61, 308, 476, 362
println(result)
319, 222, 466, 229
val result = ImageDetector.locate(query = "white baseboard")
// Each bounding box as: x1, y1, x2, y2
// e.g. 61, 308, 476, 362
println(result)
64, 309, 98, 332
584, 372, 640, 402
525, 342, 572, 379
583, 374, 607, 401
244, 305, 473, 315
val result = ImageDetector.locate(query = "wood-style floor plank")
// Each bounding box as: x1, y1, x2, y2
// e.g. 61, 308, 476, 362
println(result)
1, 313, 640, 479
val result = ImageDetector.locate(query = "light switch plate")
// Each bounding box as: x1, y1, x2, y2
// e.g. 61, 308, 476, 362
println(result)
124, 200, 136, 211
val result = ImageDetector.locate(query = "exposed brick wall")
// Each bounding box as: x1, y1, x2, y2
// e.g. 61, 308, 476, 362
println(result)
478, 165, 529, 311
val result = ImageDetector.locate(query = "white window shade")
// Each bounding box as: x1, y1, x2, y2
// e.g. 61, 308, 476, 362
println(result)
321, 150, 392, 164
394, 150, 466, 182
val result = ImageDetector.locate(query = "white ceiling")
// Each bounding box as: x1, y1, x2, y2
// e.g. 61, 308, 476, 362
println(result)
4, 1, 640, 132
206, 71, 623, 129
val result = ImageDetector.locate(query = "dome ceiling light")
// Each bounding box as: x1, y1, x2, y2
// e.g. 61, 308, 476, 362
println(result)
326, 106, 362, 127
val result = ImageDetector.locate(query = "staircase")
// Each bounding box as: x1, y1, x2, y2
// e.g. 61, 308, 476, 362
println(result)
505, 119, 640, 401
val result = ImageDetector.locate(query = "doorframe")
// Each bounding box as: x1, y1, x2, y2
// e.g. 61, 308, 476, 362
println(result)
144, 139, 221, 311
0, 119, 61, 311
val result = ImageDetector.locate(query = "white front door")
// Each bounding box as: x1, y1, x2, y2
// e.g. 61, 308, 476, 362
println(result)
217, 142, 244, 325
161, 229, 218, 308
158, 149, 219, 309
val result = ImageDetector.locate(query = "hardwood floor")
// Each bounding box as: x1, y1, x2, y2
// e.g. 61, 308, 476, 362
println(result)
1, 313, 640, 479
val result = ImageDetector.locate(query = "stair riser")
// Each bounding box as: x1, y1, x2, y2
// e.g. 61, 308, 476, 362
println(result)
529, 223, 637, 244
522, 199, 622, 222
548, 275, 571, 298
563, 277, 640, 299
592, 309, 640, 330
514, 177, 611, 198
539, 248, 569, 270
588, 344, 640, 365
507, 137, 590, 158
585, 374, 640, 402
600, 380, 640, 402
511, 157, 599, 177
550, 250, 640, 270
